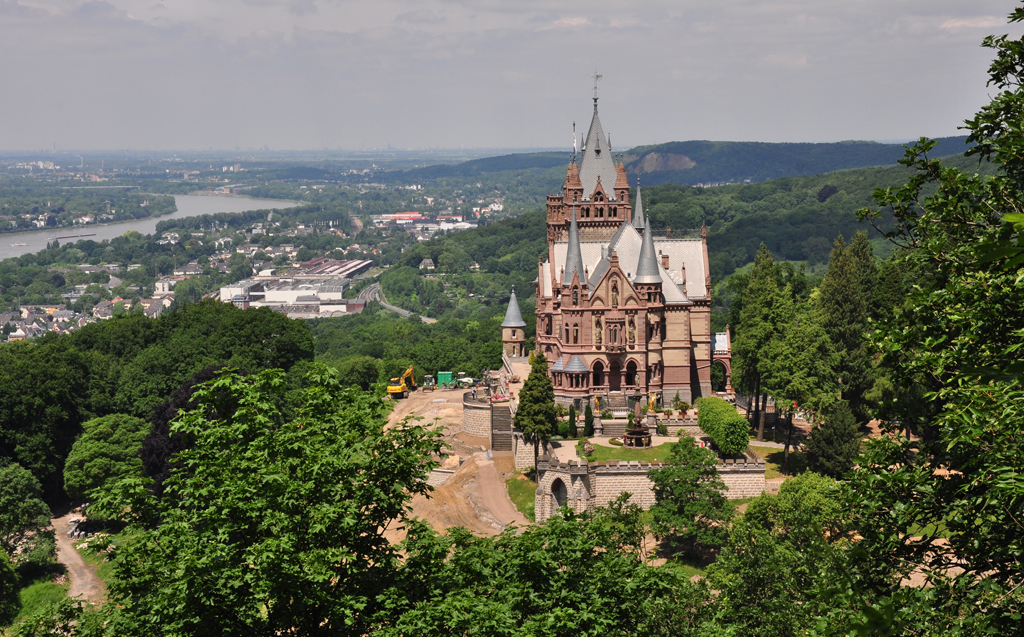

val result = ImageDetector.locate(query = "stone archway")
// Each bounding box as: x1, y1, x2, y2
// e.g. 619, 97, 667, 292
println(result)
593, 360, 605, 388
609, 361, 622, 392
551, 478, 568, 509
711, 357, 733, 392
625, 360, 638, 388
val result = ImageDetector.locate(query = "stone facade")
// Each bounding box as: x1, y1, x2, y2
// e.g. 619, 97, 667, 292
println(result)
534, 446, 766, 522
534, 98, 732, 411
462, 393, 492, 440
512, 431, 553, 471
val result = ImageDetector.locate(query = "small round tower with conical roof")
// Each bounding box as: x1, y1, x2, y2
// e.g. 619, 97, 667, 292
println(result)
502, 287, 527, 357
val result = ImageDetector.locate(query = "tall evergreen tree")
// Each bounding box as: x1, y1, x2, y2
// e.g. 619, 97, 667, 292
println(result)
816, 236, 873, 420
805, 400, 860, 479
763, 293, 838, 463
513, 352, 558, 469
732, 244, 785, 440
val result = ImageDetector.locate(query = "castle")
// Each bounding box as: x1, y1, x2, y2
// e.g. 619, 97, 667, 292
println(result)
505, 96, 732, 410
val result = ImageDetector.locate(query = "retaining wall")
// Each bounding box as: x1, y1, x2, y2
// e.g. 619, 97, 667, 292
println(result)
462, 393, 492, 439
534, 446, 766, 522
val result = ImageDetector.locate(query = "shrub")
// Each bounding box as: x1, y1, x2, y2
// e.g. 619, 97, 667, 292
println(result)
697, 397, 748, 455
657, 423, 669, 436
557, 420, 570, 438
584, 404, 594, 437
601, 411, 613, 419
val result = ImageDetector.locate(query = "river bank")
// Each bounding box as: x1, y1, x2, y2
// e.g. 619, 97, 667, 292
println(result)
0, 194, 300, 261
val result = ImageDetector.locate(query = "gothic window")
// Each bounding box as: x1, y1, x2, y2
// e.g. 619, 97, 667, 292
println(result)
511, 330, 516, 338
573, 194, 578, 203
572, 288, 579, 306
573, 324, 579, 344
546, 318, 552, 336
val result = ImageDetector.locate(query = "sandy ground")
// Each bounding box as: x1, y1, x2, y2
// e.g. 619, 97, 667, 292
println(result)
51, 512, 105, 603
383, 383, 529, 543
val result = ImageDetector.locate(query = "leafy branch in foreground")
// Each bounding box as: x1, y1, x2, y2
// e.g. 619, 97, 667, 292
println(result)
92, 365, 444, 637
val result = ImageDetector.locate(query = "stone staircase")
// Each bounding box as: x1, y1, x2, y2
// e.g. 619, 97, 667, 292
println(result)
491, 403, 514, 451
605, 392, 628, 415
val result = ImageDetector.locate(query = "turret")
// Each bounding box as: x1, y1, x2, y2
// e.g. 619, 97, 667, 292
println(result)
502, 287, 527, 357
563, 208, 586, 288
632, 184, 646, 231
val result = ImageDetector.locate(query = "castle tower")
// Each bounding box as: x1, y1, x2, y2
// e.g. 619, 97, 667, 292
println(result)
502, 287, 527, 357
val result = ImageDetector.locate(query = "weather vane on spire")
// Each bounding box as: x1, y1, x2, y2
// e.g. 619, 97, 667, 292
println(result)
593, 72, 603, 104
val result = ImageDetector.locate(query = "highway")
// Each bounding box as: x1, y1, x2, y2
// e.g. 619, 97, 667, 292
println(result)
359, 282, 437, 324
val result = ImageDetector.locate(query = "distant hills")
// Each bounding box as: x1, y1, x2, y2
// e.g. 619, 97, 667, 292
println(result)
622, 137, 972, 186
392, 136, 972, 187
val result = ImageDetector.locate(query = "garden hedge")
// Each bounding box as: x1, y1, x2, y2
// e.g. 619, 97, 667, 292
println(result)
696, 397, 749, 455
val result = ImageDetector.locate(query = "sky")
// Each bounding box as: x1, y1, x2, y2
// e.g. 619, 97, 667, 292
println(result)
0, 0, 1016, 151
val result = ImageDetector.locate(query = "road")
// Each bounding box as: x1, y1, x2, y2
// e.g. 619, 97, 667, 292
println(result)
360, 282, 436, 324
51, 512, 105, 603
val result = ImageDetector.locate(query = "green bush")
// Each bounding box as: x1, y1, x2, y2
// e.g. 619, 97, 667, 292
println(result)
657, 423, 669, 436
557, 420, 570, 438
697, 397, 748, 455
584, 404, 594, 437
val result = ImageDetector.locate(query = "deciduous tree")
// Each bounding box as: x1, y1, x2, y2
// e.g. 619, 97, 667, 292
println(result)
648, 437, 734, 557
95, 366, 444, 636
63, 414, 149, 502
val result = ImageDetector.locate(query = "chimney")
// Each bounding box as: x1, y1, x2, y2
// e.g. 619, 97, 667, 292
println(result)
661, 254, 670, 269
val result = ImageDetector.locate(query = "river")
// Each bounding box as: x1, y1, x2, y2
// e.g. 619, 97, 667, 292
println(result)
0, 194, 300, 261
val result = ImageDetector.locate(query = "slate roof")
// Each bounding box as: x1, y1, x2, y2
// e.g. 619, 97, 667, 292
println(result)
551, 355, 566, 372
577, 102, 618, 199
565, 355, 588, 373
633, 219, 662, 284
563, 208, 586, 287
632, 187, 646, 230
501, 288, 527, 328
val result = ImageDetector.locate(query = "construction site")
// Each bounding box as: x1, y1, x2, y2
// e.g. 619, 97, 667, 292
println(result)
383, 354, 532, 541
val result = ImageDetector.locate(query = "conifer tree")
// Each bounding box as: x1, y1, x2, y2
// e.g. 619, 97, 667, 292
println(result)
816, 236, 873, 420
514, 352, 557, 469
764, 292, 838, 463
584, 404, 594, 437
805, 401, 860, 479
732, 243, 785, 440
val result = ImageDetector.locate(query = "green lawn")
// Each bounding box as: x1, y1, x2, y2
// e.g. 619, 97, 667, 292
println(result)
577, 439, 678, 463
11, 576, 68, 627
505, 472, 537, 522
748, 445, 807, 480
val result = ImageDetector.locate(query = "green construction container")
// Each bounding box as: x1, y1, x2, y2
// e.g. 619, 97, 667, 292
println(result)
437, 371, 454, 386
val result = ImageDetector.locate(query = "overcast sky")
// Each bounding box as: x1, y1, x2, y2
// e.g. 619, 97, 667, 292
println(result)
0, 0, 1016, 151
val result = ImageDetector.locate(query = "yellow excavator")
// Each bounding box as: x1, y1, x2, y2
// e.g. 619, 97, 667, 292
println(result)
387, 365, 417, 399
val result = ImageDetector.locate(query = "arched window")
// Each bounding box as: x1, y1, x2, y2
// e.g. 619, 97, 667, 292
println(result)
572, 288, 579, 306
593, 361, 605, 387
573, 324, 579, 344
626, 361, 638, 387
546, 318, 552, 336
511, 329, 516, 338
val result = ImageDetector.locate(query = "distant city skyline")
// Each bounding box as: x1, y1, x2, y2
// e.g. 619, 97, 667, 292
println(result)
0, 0, 1014, 151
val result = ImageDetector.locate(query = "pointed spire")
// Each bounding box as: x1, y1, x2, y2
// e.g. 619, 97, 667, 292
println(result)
632, 180, 646, 230
502, 286, 526, 328
563, 207, 586, 287
633, 218, 662, 284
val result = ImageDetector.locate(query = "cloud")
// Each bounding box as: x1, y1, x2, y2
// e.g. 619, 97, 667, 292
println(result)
0, 0, 1014, 150
940, 16, 1004, 31
395, 9, 446, 25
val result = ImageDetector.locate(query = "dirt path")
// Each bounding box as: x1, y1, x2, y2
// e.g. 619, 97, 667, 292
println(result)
51, 513, 105, 603
473, 452, 530, 528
